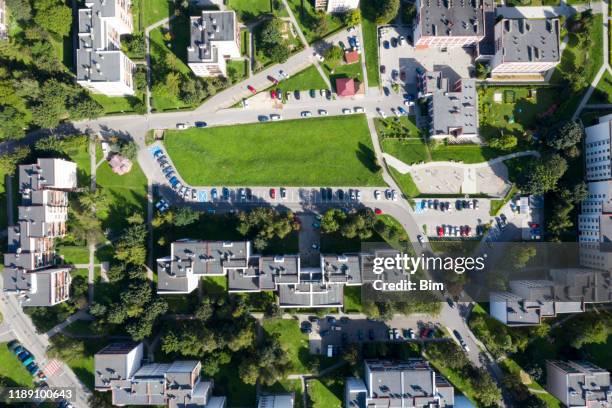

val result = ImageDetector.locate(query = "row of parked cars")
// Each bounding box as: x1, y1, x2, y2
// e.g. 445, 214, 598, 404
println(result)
419, 198, 480, 212
7, 340, 46, 380
436, 224, 474, 237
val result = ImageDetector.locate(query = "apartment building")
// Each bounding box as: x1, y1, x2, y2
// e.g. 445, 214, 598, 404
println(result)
95, 342, 226, 408
579, 116, 612, 272
3, 159, 77, 307
546, 360, 611, 407
76, 0, 136, 96
417, 71, 478, 139
489, 18, 560, 77
313, 0, 359, 13
345, 359, 455, 408
157, 240, 367, 308
187, 10, 240, 78
414, 0, 491, 49
489, 268, 611, 326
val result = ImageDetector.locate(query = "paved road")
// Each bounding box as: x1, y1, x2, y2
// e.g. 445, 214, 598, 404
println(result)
0, 279, 91, 408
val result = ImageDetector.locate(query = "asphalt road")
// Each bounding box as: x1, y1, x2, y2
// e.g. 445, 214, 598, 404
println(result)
0, 278, 91, 408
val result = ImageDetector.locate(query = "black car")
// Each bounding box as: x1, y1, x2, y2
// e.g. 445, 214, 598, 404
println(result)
383, 40, 390, 49
391, 37, 397, 47
456, 199, 462, 210
308, 316, 319, 323
246, 188, 253, 200
380, 65, 386, 74
258, 115, 269, 122
383, 87, 390, 96
338, 189, 345, 200
433, 199, 439, 209
327, 188, 333, 201
320, 187, 327, 201
327, 316, 336, 324
309, 89, 316, 98
294, 90, 301, 99
462, 200, 469, 209
300, 321, 312, 334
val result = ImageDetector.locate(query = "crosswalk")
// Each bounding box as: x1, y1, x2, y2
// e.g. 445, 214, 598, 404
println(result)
43, 359, 62, 376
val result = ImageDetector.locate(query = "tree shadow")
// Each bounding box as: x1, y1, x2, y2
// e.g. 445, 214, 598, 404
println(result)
355, 142, 381, 174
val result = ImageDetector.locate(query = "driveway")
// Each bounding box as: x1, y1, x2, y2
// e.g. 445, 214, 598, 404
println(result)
412, 198, 492, 239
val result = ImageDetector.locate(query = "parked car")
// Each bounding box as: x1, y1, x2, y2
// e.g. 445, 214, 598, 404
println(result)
195, 121, 207, 128
211, 188, 218, 200
383, 40, 390, 49
280, 187, 287, 199
222, 187, 230, 200
374, 190, 381, 200
301, 111, 312, 117
377, 108, 387, 118
374, 208, 383, 215
342, 108, 352, 114
338, 189, 345, 200
270, 188, 276, 199
270, 114, 281, 121
319, 109, 328, 116
176, 123, 187, 129
380, 65, 386, 74
267, 75, 278, 84
279, 69, 289, 79
354, 106, 365, 113
247, 85, 256, 94
300, 321, 312, 334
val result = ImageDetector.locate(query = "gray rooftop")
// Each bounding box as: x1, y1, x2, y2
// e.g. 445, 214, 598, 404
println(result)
188, 11, 236, 63
76, 50, 123, 83
547, 360, 610, 407
258, 393, 295, 408
2, 267, 70, 307
278, 282, 344, 308
497, 18, 559, 63
424, 72, 478, 136
419, 0, 485, 38
18, 158, 77, 192
94, 342, 142, 389
171, 240, 249, 276
321, 254, 362, 285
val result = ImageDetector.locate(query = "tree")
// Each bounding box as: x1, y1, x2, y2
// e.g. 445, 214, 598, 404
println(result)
67, 95, 104, 121
236, 208, 297, 250
372, 0, 400, 24
489, 133, 517, 151
470, 367, 502, 406
521, 154, 567, 195
425, 341, 468, 370
546, 121, 583, 151
340, 208, 376, 239
164, 72, 181, 97
239, 336, 292, 386
312, 12, 329, 37
400, 2, 416, 23
180, 77, 205, 105
0, 106, 27, 140
6, 0, 32, 22
174, 207, 200, 226
323, 45, 343, 69
258, 18, 290, 64
118, 140, 138, 160
114, 224, 147, 265
0, 146, 30, 174
569, 317, 610, 348
475, 61, 491, 79
344, 9, 361, 27
34, 0, 72, 37
321, 208, 346, 233
123, 33, 146, 58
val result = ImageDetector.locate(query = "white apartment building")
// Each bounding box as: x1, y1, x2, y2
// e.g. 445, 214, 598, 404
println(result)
314, 0, 360, 13
187, 10, 240, 78
3, 159, 77, 307
579, 116, 612, 273
0, 0, 7, 40
546, 361, 611, 408
490, 18, 560, 77
76, 0, 136, 96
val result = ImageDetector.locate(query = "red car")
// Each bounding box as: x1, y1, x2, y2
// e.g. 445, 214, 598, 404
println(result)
270, 90, 276, 99
247, 85, 256, 94
374, 208, 383, 215
270, 188, 276, 199
437, 226, 444, 237
267, 75, 279, 85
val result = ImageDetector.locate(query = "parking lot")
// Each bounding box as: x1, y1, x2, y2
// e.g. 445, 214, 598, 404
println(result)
412, 198, 492, 238
377, 25, 473, 94
301, 315, 447, 355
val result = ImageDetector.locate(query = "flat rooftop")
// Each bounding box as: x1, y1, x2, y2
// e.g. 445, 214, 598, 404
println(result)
419, 0, 485, 38
498, 18, 559, 63
188, 10, 236, 63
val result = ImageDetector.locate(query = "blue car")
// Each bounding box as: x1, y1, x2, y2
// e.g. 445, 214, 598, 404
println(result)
152, 148, 163, 158
199, 190, 208, 202
211, 188, 218, 200
222, 187, 230, 200
18, 351, 31, 361
26, 362, 39, 375
169, 177, 179, 186
22, 356, 34, 367
12, 345, 24, 355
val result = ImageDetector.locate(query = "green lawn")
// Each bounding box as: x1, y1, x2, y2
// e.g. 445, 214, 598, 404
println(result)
214, 361, 257, 407
55, 245, 91, 265
343, 286, 363, 313
360, 1, 380, 87
201, 276, 228, 294
240, 28, 250, 56
228, 0, 272, 22
274, 64, 328, 95
382, 139, 429, 164
324, 60, 363, 91
479, 86, 558, 141
0, 343, 34, 387
262, 318, 313, 374
163, 115, 385, 186
49, 335, 107, 390
309, 378, 342, 408
286, 0, 345, 42
500, 358, 561, 408
429, 143, 499, 164
149, 16, 195, 111
389, 168, 421, 198
227, 59, 249, 83
550, 14, 603, 118
142, 0, 175, 27
374, 117, 422, 139
95, 157, 148, 233
91, 92, 145, 115
589, 69, 612, 104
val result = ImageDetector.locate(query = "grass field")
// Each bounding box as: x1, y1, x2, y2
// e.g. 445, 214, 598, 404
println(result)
479, 86, 558, 141
96, 157, 148, 233
55, 245, 91, 265
381, 139, 429, 164
389, 168, 421, 198
228, 0, 272, 21
589, 70, 612, 104
227, 59, 249, 83
360, 1, 380, 87
309, 378, 342, 408
262, 318, 312, 374
142, 0, 174, 27
286, 0, 345, 42
343, 286, 363, 313
324, 60, 363, 90
0, 343, 34, 387
163, 115, 384, 186
429, 143, 499, 164
500, 358, 561, 408
91, 92, 145, 115
275, 65, 328, 95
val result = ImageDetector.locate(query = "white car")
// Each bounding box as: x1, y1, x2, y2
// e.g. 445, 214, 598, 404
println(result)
391, 190, 398, 201
417, 235, 425, 245
342, 108, 353, 115
242, 98, 249, 108
270, 114, 281, 121
374, 190, 381, 200
392, 108, 400, 117
279, 69, 289, 79
356, 190, 361, 201
377, 108, 387, 119
176, 123, 187, 129
354, 106, 365, 113
301, 111, 312, 117
314, 52, 324, 61
319, 109, 328, 116
404, 99, 415, 107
